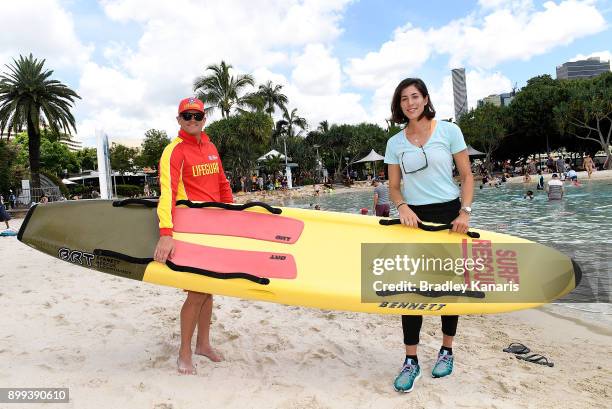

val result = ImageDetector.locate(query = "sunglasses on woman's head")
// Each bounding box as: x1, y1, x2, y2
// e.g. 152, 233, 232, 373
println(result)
180, 112, 205, 121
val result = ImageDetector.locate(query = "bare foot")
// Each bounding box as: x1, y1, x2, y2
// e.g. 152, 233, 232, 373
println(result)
195, 346, 223, 362
177, 356, 196, 375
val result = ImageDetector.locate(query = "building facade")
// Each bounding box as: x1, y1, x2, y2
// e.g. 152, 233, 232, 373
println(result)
556, 57, 610, 80
451, 68, 468, 120
477, 92, 514, 108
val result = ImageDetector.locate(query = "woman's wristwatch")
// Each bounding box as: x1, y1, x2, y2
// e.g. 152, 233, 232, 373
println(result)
460, 206, 472, 216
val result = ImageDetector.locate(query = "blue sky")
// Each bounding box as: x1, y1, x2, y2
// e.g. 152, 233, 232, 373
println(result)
1, 0, 610, 147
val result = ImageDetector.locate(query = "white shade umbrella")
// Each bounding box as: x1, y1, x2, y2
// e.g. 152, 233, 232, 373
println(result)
467, 145, 486, 156
257, 149, 288, 161
354, 149, 385, 163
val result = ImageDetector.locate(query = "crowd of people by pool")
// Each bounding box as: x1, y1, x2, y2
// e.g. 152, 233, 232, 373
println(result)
470, 153, 600, 201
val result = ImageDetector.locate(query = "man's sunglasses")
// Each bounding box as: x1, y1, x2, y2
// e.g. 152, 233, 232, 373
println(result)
180, 112, 205, 121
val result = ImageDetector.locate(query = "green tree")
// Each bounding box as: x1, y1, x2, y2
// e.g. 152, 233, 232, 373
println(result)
11, 131, 81, 178
39, 138, 79, 176
193, 61, 255, 118
0, 140, 19, 194
256, 81, 288, 119
555, 72, 612, 169
323, 124, 354, 178
136, 129, 170, 169
504, 75, 564, 158
76, 147, 97, 171
110, 143, 138, 183
206, 111, 272, 180
238, 91, 267, 114
347, 123, 387, 161
260, 154, 284, 175
281, 107, 308, 138
0, 54, 80, 189
458, 103, 508, 169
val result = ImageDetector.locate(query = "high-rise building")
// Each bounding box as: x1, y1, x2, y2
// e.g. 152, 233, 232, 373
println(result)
60, 138, 83, 152
451, 68, 468, 120
556, 57, 610, 80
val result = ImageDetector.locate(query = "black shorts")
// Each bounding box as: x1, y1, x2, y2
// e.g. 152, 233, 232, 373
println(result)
0, 204, 10, 222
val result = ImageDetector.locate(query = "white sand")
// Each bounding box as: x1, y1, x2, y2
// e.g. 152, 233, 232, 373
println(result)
505, 169, 612, 184
1, 218, 610, 409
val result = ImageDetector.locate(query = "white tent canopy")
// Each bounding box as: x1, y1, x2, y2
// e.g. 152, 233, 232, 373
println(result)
354, 149, 385, 163
467, 145, 486, 156
257, 149, 288, 161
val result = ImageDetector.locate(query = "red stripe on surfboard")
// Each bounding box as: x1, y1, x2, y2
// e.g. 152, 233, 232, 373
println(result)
170, 240, 297, 279
172, 208, 303, 244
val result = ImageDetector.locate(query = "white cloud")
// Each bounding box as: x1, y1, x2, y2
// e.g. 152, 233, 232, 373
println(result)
285, 87, 368, 129
345, 24, 432, 89
291, 44, 342, 95
0, 0, 93, 69
346, 0, 606, 89
78, 63, 146, 110
570, 50, 612, 65
1, 0, 607, 148
345, 0, 605, 125
438, 0, 607, 69
67, 0, 355, 145
363, 71, 513, 126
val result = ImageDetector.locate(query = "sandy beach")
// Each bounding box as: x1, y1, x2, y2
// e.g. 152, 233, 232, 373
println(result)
232, 180, 375, 204
505, 169, 612, 184
1, 216, 610, 409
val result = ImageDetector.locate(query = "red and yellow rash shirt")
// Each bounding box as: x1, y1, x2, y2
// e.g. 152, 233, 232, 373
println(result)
157, 129, 233, 236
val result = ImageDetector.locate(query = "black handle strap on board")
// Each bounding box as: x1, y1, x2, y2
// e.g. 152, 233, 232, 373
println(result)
92, 249, 270, 285
379, 219, 481, 239
175, 200, 282, 214
112, 198, 282, 215
376, 288, 485, 299
112, 198, 158, 208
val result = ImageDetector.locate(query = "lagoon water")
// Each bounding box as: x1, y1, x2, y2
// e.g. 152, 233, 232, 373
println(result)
283, 179, 612, 307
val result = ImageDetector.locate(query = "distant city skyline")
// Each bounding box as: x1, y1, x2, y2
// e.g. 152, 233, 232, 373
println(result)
1, 0, 610, 147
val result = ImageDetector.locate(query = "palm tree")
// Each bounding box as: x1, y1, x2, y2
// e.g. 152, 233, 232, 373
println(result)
193, 61, 254, 118
261, 154, 284, 176
271, 119, 288, 146
0, 54, 80, 189
236, 92, 266, 114
282, 107, 308, 138
257, 81, 288, 120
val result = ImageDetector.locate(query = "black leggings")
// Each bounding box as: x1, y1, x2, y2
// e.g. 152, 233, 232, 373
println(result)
402, 198, 461, 346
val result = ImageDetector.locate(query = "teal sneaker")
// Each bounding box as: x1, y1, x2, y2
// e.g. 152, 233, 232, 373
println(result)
393, 359, 421, 393
431, 350, 453, 378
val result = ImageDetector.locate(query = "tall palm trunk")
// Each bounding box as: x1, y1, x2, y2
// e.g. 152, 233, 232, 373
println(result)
27, 112, 41, 190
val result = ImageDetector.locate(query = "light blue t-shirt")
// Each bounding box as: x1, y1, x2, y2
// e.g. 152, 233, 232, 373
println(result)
384, 120, 467, 205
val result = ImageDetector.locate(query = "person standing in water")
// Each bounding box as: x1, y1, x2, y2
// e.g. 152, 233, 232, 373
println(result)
384, 78, 474, 393
583, 154, 595, 179
546, 173, 564, 200
372, 179, 391, 217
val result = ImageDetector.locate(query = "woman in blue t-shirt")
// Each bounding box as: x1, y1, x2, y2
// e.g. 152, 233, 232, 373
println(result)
384, 78, 474, 393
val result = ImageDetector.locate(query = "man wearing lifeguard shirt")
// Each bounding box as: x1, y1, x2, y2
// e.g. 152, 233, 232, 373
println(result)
155, 97, 233, 374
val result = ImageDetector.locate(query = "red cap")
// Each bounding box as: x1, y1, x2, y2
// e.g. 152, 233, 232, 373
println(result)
178, 97, 205, 114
